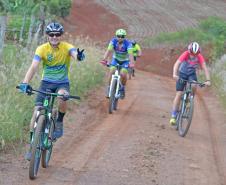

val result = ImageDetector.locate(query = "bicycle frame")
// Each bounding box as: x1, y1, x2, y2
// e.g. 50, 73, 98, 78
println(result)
16, 86, 80, 179
176, 79, 204, 137
180, 82, 193, 113
108, 64, 122, 99
32, 90, 58, 144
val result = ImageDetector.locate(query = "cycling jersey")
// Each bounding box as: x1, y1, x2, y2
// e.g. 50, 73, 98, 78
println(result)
107, 38, 133, 62
132, 43, 141, 57
178, 51, 205, 75
34, 42, 76, 83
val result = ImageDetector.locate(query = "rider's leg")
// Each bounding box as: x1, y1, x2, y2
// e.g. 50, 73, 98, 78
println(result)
120, 69, 127, 86
170, 76, 187, 125
170, 91, 183, 125
189, 73, 198, 96
54, 88, 69, 139
119, 68, 128, 99
29, 106, 42, 135
171, 91, 183, 116
120, 61, 129, 86
57, 88, 68, 123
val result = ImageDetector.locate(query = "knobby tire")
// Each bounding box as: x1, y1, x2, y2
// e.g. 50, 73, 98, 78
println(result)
178, 95, 194, 137
29, 115, 45, 179
109, 79, 117, 114
41, 109, 57, 168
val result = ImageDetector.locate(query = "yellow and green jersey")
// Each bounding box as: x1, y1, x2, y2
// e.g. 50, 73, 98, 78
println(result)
132, 43, 141, 57
34, 42, 76, 83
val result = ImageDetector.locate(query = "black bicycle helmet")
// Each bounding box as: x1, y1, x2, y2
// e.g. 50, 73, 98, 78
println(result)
45, 22, 64, 34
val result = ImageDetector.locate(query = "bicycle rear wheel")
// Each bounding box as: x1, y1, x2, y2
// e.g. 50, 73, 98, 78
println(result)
178, 96, 194, 137
41, 109, 57, 168
109, 79, 117, 114
29, 115, 45, 179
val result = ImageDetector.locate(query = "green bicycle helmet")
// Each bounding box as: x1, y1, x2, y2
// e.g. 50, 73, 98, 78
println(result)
115, 28, 127, 37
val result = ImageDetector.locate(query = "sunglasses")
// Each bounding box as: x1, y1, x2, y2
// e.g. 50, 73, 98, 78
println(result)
117, 35, 125, 39
48, 33, 62, 37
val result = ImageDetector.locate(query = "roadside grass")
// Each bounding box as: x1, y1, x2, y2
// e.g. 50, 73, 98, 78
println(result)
0, 36, 105, 150
211, 55, 226, 108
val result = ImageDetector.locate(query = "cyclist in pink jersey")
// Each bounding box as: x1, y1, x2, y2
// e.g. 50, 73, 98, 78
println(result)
170, 42, 211, 125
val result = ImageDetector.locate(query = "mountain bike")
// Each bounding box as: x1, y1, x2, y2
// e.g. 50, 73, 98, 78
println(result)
16, 86, 80, 179
175, 79, 205, 137
108, 63, 124, 114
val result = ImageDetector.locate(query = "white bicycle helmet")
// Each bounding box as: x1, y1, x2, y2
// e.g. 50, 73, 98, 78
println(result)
188, 42, 200, 55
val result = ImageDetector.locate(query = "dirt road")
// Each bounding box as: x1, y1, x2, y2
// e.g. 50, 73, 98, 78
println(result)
2, 70, 226, 185
1, 0, 226, 185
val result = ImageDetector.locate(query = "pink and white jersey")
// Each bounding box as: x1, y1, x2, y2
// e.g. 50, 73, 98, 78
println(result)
178, 51, 205, 75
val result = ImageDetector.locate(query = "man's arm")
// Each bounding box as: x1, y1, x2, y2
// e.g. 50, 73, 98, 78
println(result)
173, 59, 181, 80
103, 49, 111, 61
23, 59, 40, 83
202, 62, 211, 86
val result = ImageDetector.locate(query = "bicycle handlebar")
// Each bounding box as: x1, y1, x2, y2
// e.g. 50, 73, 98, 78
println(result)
179, 79, 205, 87
16, 86, 80, 100
100, 60, 125, 68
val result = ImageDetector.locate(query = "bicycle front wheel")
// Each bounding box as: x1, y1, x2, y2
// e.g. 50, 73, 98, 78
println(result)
41, 109, 57, 167
29, 115, 45, 179
109, 79, 117, 114
41, 109, 56, 168
178, 96, 194, 137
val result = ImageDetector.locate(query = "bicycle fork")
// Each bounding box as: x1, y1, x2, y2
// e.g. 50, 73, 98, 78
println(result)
109, 72, 121, 99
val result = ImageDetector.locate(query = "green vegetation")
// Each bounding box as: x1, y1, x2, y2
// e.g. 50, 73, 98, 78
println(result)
145, 16, 226, 60
0, 37, 105, 150
6, 14, 31, 41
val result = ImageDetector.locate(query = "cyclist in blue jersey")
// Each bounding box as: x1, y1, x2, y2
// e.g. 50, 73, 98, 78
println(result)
101, 28, 135, 98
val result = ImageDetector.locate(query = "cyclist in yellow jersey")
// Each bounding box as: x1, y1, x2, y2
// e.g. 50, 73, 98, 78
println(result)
18, 22, 85, 160
130, 40, 142, 77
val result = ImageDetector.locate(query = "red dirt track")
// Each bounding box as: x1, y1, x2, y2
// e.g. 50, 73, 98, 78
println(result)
1, 1, 226, 185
